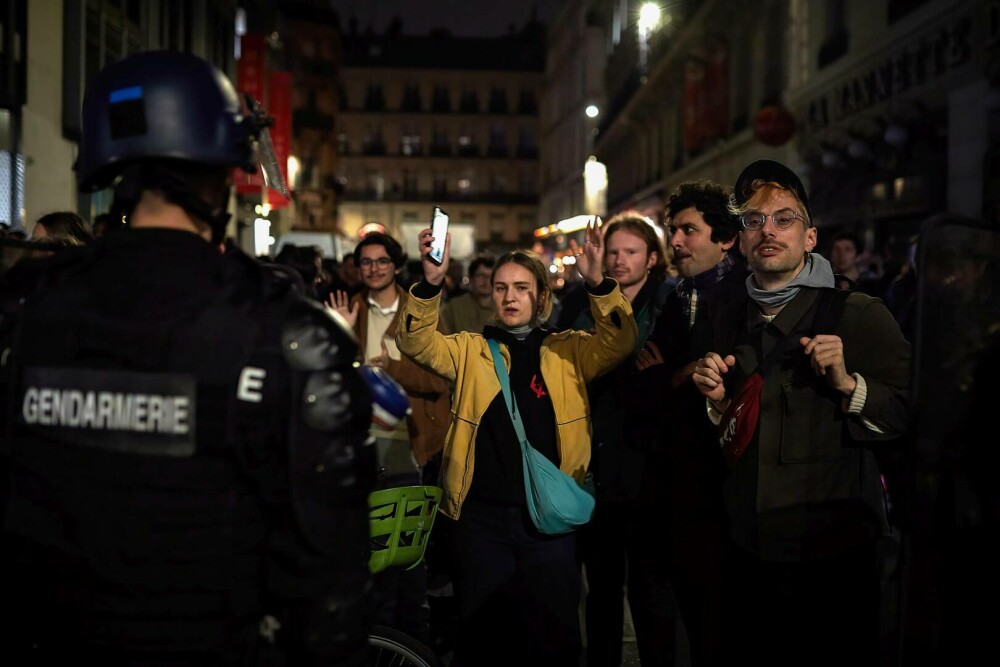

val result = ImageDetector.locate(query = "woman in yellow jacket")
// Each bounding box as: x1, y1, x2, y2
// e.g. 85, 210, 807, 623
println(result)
396, 221, 637, 666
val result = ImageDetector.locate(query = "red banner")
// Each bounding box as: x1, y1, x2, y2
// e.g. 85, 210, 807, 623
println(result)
265, 71, 292, 209
235, 33, 266, 195
683, 58, 706, 153
703, 37, 729, 143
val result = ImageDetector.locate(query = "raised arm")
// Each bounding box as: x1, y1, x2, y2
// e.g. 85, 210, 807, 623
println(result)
395, 227, 463, 381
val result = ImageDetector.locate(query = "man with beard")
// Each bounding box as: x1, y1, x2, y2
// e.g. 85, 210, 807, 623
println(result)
572, 212, 672, 666
693, 160, 909, 666
627, 181, 746, 666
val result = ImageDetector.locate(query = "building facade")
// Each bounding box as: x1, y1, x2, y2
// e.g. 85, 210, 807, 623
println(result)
335, 21, 545, 260
539, 2, 607, 226
592, 0, 992, 263
279, 2, 341, 236
3, 0, 237, 232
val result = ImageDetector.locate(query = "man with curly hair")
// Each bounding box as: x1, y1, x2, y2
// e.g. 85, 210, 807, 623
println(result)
628, 180, 747, 666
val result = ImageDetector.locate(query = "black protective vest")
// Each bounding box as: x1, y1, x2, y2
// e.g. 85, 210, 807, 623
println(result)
1, 231, 374, 664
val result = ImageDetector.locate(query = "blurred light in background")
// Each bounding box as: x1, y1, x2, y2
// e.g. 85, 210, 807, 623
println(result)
583, 156, 608, 216
287, 155, 300, 191
254, 217, 274, 256
585, 104, 600, 118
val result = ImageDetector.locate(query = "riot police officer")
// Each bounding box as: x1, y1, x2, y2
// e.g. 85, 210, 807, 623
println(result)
0, 51, 376, 665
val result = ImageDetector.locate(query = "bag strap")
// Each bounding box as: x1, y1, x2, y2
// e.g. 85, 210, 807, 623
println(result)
754, 287, 850, 375
486, 338, 530, 453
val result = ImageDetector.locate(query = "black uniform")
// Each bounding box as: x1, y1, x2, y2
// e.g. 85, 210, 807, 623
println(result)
1, 228, 376, 665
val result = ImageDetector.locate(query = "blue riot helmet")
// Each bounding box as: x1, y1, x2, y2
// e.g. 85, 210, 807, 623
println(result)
358, 366, 411, 431
76, 50, 288, 241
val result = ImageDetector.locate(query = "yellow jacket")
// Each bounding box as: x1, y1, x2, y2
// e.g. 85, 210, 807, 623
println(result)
396, 283, 637, 519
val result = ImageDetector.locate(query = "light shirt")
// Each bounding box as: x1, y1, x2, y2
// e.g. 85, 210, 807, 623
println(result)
365, 294, 407, 441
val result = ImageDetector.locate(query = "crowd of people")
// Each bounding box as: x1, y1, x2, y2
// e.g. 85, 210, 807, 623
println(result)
0, 48, 946, 667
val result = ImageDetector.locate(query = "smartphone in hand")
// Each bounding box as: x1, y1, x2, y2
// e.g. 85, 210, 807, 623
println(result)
429, 206, 449, 265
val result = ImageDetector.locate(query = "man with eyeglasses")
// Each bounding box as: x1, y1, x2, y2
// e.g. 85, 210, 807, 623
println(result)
691, 160, 910, 666
325, 231, 449, 643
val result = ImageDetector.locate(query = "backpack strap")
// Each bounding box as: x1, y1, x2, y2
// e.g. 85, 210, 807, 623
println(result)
812, 287, 851, 336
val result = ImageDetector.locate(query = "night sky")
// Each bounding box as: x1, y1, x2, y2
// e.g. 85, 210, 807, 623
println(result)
324, 0, 564, 37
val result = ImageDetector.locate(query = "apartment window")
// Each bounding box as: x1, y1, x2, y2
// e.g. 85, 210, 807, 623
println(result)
431, 129, 451, 156
517, 128, 538, 159
518, 170, 535, 196
364, 82, 385, 111
458, 129, 478, 157
818, 0, 849, 69
460, 89, 479, 113
433, 173, 448, 198
403, 171, 418, 197
517, 89, 537, 114
489, 212, 505, 243
367, 170, 385, 200
488, 125, 507, 158
363, 127, 385, 155
401, 84, 422, 111
489, 88, 509, 114
432, 86, 451, 112
457, 169, 475, 197
490, 173, 509, 194
401, 126, 422, 156
336, 132, 349, 155
338, 83, 348, 109
65, 0, 145, 140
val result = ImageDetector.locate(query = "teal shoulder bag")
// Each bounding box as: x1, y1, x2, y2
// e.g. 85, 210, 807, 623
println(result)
486, 338, 595, 535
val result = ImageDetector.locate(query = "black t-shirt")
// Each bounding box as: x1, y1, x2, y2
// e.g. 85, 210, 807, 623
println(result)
468, 325, 558, 506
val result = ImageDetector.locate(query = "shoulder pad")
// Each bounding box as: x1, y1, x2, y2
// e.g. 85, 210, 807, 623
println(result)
281, 298, 360, 371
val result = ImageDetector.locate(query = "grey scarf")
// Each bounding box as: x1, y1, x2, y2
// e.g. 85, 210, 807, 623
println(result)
497, 323, 534, 340
746, 253, 835, 309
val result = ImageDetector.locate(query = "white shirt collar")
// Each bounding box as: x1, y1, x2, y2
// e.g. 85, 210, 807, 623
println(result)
367, 293, 400, 316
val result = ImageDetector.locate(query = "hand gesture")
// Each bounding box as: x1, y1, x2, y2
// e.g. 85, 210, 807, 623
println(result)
368, 339, 390, 369
418, 227, 450, 287
692, 352, 736, 405
635, 341, 664, 371
569, 216, 605, 287
799, 335, 857, 397
325, 290, 359, 329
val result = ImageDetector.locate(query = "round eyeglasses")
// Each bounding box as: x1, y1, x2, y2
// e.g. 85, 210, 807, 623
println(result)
359, 256, 394, 268
740, 209, 806, 232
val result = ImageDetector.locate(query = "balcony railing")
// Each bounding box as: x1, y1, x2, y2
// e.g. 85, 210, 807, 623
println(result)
340, 189, 538, 205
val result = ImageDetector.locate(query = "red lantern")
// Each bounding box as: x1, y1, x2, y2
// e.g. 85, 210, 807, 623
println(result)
754, 106, 796, 146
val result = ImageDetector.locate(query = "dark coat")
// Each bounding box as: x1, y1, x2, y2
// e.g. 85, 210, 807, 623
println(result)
713, 286, 911, 562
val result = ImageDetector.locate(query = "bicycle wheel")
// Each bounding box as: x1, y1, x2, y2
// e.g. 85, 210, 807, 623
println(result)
367, 624, 444, 667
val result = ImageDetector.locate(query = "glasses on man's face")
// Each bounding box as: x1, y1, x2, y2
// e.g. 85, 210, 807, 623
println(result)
359, 256, 393, 268
740, 209, 806, 232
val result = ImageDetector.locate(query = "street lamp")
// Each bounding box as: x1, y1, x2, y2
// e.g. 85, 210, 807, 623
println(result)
637, 3, 662, 74
585, 104, 600, 118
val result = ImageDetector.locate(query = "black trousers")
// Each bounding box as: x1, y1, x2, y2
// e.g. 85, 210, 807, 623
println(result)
722, 540, 880, 667
579, 500, 629, 666
450, 499, 581, 667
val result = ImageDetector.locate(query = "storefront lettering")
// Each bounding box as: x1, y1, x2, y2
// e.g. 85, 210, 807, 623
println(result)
808, 15, 973, 131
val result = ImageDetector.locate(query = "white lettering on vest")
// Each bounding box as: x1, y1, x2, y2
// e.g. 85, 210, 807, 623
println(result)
22, 387, 191, 435
237, 367, 267, 403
